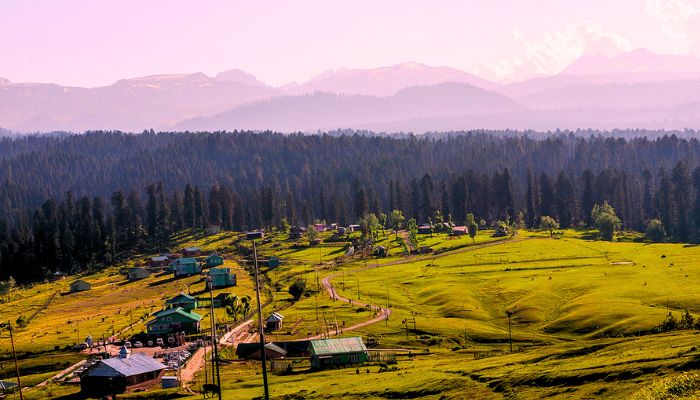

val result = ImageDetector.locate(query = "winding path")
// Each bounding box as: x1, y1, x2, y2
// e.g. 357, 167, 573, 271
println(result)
311, 236, 526, 338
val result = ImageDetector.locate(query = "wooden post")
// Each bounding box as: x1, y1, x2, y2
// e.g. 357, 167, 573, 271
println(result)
253, 241, 270, 400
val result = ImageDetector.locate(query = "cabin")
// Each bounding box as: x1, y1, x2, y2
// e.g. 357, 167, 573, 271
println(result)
206, 267, 236, 289
348, 224, 360, 232
205, 254, 224, 268
309, 337, 368, 370
375, 246, 387, 257
182, 246, 201, 257
70, 279, 92, 293
171, 258, 201, 277
146, 307, 202, 335
266, 312, 284, 331
289, 226, 307, 239
451, 226, 468, 236
127, 267, 150, 281
337, 227, 347, 236
165, 293, 197, 311
314, 223, 327, 232
149, 255, 171, 268
240, 342, 287, 360
417, 224, 432, 234
50, 270, 67, 281
246, 230, 265, 240
80, 346, 165, 396
237, 340, 311, 359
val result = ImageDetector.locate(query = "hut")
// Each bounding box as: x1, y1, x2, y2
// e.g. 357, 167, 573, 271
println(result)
146, 307, 202, 335
451, 226, 468, 236
266, 312, 284, 331
50, 271, 67, 282
182, 246, 201, 257
309, 337, 368, 370
70, 279, 92, 293
127, 267, 151, 281
149, 255, 171, 268
206, 267, 237, 289
205, 254, 224, 268
246, 230, 265, 240
289, 226, 307, 239
236, 342, 287, 360
375, 246, 387, 257
80, 347, 165, 396
417, 224, 432, 234
165, 293, 197, 311
171, 258, 201, 277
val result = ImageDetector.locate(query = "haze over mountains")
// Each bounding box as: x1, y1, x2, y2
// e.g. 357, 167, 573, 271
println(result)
4, 49, 700, 133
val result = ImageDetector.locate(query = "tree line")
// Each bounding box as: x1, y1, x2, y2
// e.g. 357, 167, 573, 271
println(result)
3, 130, 700, 283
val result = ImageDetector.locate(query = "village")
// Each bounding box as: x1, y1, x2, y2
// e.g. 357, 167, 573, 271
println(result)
1, 220, 474, 399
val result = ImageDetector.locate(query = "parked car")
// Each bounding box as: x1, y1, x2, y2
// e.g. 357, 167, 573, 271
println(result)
156, 338, 164, 346
147, 340, 154, 347
124, 341, 132, 348
134, 341, 143, 348
73, 342, 88, 351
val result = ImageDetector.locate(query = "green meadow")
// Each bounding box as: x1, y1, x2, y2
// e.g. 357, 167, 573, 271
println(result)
6, 229, 700, 399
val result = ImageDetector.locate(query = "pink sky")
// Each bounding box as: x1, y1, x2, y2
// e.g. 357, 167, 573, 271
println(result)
2, 0, 700, 87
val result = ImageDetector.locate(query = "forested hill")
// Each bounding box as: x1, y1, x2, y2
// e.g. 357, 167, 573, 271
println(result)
3, 130, 700, 283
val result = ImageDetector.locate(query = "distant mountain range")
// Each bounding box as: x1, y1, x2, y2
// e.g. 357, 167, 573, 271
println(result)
4, 49, 700, 133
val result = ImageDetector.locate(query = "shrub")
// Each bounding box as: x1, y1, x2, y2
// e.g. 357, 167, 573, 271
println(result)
288, 279, 307, 301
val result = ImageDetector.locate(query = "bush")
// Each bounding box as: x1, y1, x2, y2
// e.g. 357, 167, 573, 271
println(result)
288, 279, 307, 301
15, 315, 27, 328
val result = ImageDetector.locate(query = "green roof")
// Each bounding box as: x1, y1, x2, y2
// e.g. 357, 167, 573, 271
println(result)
166, 292, 196, 304
150, 307, 202, 323
177, 257, 198, 264
309, 337, 367, 356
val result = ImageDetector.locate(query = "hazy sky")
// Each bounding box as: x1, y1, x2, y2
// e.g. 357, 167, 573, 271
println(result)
2, 0, 700, 87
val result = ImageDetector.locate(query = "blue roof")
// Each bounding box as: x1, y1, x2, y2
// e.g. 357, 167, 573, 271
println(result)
86, 353, 165, 377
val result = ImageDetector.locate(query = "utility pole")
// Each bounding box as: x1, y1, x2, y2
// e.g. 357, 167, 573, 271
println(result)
506, 310, 513, 353
253, 241, 270, 400
208, 276, 222, 400
356, 276, 360, 299
1, 322, 22, 400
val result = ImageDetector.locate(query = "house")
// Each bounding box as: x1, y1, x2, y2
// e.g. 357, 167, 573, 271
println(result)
237, 340, 311, 359
309, 337, 368, 370
146, 307, 202, 335
314, 223, 327, 232
170, 258, 201, 278
266, 312, 284, 331
149, 255, 171, 268
182, 246, 201, 257
417, 224, 432, 234
240, 342, 287, 360
70, 279, 92, 293
246, 230, 265, 240
127, 267, 150, 281
206, 225, 221, 235
165, 293, 197, 311
81, 347, 165, 396
337, 227, 347, 236
50, 270, 67, 281
451, 226, 468, 236
289, 226, 307, 239
375, 246, 387, 257
206, 267, 236, 289
348, 224, 360, 232
205, 254, 224, 268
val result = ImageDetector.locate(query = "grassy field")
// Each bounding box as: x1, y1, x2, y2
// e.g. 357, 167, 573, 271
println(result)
7, 228, 700, 399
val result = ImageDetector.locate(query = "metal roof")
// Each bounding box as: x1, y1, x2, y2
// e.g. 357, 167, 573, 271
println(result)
148, 307, 202, 323
165, 292, 196, 303
309, 337, 367, 356
151, 256, 169, 261
184, 247, 200, 251
208, 267, 231, 275
264, 343, 287, 355
85, 353, 165, 378
266, 312, 284, 322
0, 380, 18, 390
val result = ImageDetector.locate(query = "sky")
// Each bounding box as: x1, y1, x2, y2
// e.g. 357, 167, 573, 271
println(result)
2, 0, 700, 87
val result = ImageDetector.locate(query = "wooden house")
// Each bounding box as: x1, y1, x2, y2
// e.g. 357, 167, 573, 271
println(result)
182, 246, 201, 257
451, 226, 468, 236
149, 255, 171, 268
309, 337, 368, 370
80, 348, 165, 396
246, 230, 265, 240
205, 254, 224, 268
165, 293, 197, 311
348, 224, 360, 232
266, 312, 284, 331
417, 224, 433, 234
206, 267, 236, 289
70, 279, 92, 293
289, 226, 307, 239
146, 307, 202, 335
127, 267, 150, 281
170, 258, 201, 278
50, 270, 67, 281
314, 223, 327, 232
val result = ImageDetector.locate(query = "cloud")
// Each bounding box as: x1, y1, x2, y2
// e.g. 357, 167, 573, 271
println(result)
477, 21, 633, 81
646, 0, 697, 40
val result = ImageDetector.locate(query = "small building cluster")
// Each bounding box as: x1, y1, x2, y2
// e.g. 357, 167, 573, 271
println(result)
80, 346, 165, 396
